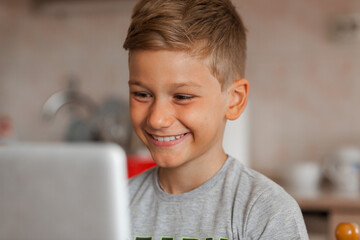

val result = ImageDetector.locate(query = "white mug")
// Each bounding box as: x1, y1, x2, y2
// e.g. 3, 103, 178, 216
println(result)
323, 147, 360, 192
284, 161, 321, 193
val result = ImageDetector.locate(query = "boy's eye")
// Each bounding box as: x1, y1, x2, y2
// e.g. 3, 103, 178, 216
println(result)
174, 94, 194, 101
132, 92, 152, 101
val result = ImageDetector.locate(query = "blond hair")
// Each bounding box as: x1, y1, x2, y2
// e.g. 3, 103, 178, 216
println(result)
123, 0, 247, 88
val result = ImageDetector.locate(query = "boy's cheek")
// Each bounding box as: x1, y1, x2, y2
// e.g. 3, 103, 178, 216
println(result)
129, 110, 143, 126
129, 105, 144, 127
129, 100, 145, 115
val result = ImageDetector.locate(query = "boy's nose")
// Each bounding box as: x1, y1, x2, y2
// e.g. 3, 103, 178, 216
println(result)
146, 100, 174, 130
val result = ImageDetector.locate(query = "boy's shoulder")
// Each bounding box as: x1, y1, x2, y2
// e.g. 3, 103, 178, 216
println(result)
223, 157, 295, 204
223, 158, 308, 238
228, 157, 304, 215
128, 166, 157, 196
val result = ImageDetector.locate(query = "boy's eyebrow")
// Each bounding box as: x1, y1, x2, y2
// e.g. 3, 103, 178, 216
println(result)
128, 80, 141, 86
128, 80, 202, 89
171, 82, 202, 89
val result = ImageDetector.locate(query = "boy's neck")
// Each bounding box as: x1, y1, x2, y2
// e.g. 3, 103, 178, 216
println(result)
157, 150, 228, 194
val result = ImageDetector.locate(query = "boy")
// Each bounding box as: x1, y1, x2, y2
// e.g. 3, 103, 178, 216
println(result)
123, 0, 309, 239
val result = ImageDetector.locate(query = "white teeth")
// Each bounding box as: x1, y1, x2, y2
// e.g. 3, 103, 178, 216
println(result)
153, 134, 185, 142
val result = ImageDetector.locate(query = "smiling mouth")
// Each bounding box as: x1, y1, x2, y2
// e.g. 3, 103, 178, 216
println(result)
150, 133, 188, 142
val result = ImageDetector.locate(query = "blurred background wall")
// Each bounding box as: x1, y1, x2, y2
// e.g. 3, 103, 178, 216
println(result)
238, 0, 360, 177
1, 0, 360, 178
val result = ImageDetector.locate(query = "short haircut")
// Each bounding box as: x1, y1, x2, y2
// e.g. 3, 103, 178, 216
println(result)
123, 0, 247, 88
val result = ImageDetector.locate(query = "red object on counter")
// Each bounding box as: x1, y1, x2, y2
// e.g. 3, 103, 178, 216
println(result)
127, 155, 157, 178
0, 116, 12, 138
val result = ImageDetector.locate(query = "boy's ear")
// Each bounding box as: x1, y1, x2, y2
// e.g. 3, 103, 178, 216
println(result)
225, 78, 249, 120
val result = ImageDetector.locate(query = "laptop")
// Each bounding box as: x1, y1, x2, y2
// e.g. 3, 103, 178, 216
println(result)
0, 143, 130, 240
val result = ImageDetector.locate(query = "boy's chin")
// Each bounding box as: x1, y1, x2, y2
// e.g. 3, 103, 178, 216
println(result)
151, 155, 186, 169
152, 159, 181, 169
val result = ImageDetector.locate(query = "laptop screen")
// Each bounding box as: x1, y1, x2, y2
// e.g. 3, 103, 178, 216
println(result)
0, 143, 130, 240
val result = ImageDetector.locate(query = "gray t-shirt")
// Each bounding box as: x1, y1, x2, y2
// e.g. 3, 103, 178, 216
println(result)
129, 156, 309, 240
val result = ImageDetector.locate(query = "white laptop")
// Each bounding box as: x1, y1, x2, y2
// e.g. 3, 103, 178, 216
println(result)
0, 143, 130, 240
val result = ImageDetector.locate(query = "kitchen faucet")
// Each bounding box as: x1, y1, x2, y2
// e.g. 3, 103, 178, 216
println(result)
42, 77, 97, 121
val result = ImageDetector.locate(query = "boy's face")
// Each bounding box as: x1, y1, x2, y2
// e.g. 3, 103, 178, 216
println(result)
128, 50, 229, 169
